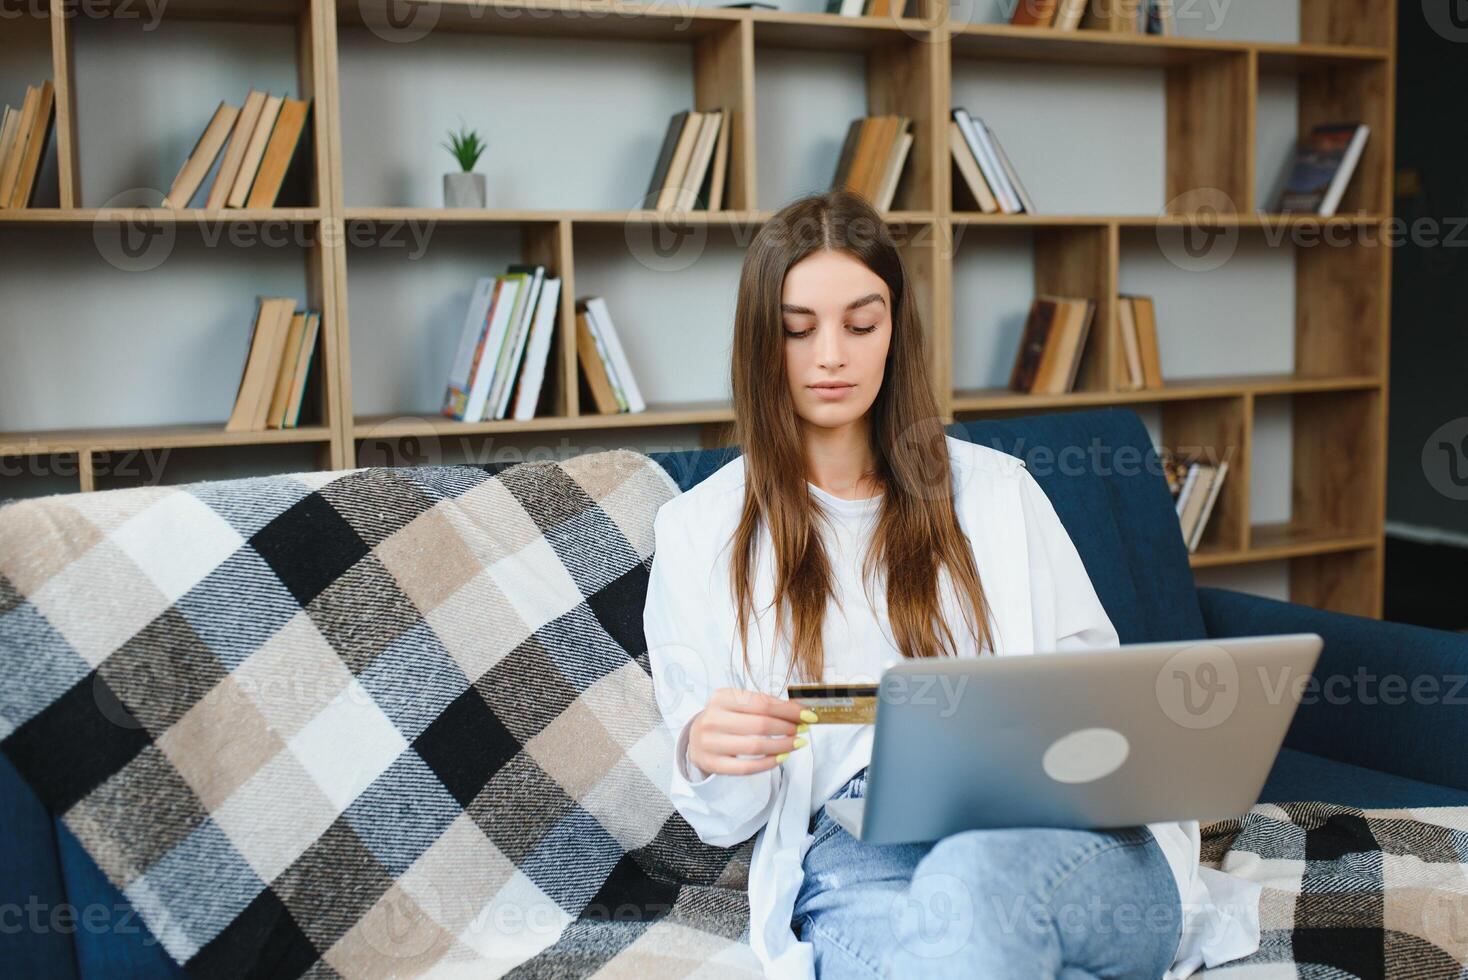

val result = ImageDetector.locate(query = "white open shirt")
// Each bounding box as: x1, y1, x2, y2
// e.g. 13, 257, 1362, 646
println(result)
643, 435, 1261, 979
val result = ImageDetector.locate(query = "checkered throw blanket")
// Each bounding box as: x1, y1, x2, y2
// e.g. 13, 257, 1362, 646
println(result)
1198, 802, 1468, 978
0, 453, 759, 977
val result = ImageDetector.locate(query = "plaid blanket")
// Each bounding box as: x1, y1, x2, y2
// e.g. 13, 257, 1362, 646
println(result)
1199, 803, 1468, 978
0, 454, 759, 977
4, 452, 1468, 978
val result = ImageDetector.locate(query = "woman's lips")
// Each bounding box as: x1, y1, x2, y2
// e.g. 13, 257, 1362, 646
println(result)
809, 383, 855, 401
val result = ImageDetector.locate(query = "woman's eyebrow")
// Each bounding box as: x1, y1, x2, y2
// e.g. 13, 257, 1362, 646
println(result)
780, 293, 886, 315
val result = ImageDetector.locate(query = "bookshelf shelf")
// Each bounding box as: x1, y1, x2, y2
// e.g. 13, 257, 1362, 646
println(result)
0, 424, 333, 458
0, 0, 1397, 616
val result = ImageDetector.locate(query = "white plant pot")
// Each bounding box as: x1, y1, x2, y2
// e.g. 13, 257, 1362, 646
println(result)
444, 171, 486, 209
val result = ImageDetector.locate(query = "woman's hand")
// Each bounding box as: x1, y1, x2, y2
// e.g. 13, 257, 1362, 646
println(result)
687, 688, 816, 775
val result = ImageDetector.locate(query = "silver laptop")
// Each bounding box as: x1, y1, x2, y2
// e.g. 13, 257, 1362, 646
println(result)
823, 633, 1323, 844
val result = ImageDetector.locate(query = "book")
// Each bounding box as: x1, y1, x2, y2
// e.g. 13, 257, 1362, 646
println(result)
1008, 297, 1060, 392
1053, 0, 1088, 29
1129, 295, 1164, 388
442, 277, 497, 420
656, 110, 703, 212
511, 277, 562, 421
583, 297, 646, 413
162, 100, 239, 209
1188, 461, 1229, 552
874, 128, 913, 212
1010, 0, 1057, 27
953, 108, 1019, 214
1031, 298, 1094, 394
489, 263, 546, 420
949, 119, 999, 213
645, 110, 689, 210
700, 105, 731, 210
283, 311, 321, 428
675, 110, 722, 211
246, 96, 310, 208
225, 297, 296, 432
228, 93, 283, 208
1118, 295, 1145, 390
984, 120, 1034, 214
576, 308, 621, 414
0, 100, 28, 207
1083, 0, 1143, 31
4, 81, 56, 209
266, 312, 308, 429
831, 118, 864, 192
1277, 123, 1370, 218
465, 274, 526, 421
1144, 0, 1176, 34
206, 89, 267, 210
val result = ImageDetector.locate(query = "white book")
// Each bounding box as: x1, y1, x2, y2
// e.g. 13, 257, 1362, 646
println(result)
954, 108, 1019, 214
465, 276, 522, 422
1174, 462, 1200, 517
443, 276, 498, 419
488, 264, 545, 420
1189, 461, 1229, 552
582, 300, 629, 411
512, 278, 562, 421
584, 297, 646, 413
1320, 125, 1370, 218
839, 0, 865, 15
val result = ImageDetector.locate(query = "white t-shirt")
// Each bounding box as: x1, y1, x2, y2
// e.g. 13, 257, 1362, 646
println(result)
643, 435, 1262, 980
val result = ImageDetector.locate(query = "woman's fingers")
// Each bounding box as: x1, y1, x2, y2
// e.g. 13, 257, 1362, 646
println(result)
696, 753, 784, 776
703, 732, 805, 758
713, 689, 811, 725
711, 709, 800, 737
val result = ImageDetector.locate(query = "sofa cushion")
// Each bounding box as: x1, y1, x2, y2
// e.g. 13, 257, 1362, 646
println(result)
0, 455, 756, 978
1260, 748, 1468, 809
651, 408, 1206, 645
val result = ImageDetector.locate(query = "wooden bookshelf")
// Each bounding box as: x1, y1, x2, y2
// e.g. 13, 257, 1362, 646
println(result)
0, 0, 1396, 617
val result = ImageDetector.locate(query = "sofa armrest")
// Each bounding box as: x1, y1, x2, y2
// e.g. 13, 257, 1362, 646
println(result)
1197, 587, 1468, 793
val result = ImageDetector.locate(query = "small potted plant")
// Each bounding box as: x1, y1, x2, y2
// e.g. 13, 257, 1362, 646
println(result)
442, 121, 487, 209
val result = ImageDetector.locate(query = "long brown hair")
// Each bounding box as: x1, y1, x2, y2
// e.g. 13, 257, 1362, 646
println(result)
728, 190, 996, 685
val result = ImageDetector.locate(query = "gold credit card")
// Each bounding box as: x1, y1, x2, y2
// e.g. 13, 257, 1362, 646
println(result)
787, 683, 879, 724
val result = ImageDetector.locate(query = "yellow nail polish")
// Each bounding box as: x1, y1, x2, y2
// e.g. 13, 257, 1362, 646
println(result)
792, 737, 808, 750
800, 709, 819, 724
796, 723, 810, 735
776, 752, 790, 763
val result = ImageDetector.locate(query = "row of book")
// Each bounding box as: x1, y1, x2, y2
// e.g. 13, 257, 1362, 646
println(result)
0, 80, 55, 209
164, 89, 312, 210
645, 108, 730, 211
576, 298, 647, 415
225, 298, 321, 431
1011, 0, 1175, 34
443, 266, 563, 422
830, 115, 913, 212
1162, 449, 1229, 553
950, 107, 1034, 215
1277, 123, 1369, 218
822, 0, 904, 17
1008, 296, 1095, 395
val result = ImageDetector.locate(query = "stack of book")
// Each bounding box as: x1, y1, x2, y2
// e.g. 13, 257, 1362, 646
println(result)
823, 0, 905, 17
162, 89, 312, 209
1117, 294, 1164, 391
1163, 449, 1229, 553
443, 265, 564, 423
1276, 123, 1370, 218
1010, 0, 1172, 32
0, 80, 56, 209
950, 108, 1033, 215
645, 109, 730, 211
1008, 296, 1096, 395
576, 297, 646, 415
225, 298, 322, 432
830, 115, 912, 212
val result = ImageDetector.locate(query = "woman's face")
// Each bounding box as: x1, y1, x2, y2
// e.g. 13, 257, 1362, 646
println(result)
780, 249, 893, 432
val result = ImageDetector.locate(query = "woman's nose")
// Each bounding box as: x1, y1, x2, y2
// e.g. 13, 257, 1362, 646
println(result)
816, 324, 846, 369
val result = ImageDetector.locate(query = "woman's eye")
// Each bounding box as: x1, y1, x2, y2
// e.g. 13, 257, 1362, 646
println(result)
850, 324, 878, 334
784, 327, 813, 339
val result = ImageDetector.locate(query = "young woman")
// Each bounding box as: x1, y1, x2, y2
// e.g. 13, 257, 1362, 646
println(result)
642, 191, 1261, 979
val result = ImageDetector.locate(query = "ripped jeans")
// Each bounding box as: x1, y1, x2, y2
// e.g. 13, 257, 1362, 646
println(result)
792, 767, 1183, 979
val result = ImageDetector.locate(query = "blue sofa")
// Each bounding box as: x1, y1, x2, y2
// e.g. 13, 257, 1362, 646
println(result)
5, 407, 1467, 976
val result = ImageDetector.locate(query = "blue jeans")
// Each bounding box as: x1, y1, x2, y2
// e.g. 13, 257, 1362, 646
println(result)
793, 768, 1183, 979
